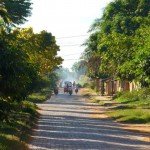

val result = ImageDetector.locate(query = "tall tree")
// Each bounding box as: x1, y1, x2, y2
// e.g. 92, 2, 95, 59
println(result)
0, 0, 32, 26
91, 0, 150, 35
0, 27, 63, 101
5, 28, 63, 74
0, 37, 38, 101
86, 0, 150, 85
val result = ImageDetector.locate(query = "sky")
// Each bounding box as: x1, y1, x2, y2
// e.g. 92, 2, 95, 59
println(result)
22, 0, 113, 70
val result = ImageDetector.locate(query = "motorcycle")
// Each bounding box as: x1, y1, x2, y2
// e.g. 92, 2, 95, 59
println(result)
75, 88, 78, 94
68, 86, 73, 95
54, 87, 58, 95
75, 85, 79, 94
69, 90, 72, 95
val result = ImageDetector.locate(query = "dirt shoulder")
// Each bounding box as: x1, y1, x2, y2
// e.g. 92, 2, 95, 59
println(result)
80, 88, 150, 142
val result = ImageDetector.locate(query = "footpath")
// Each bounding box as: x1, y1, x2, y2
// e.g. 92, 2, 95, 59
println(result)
81, 88, 150, 142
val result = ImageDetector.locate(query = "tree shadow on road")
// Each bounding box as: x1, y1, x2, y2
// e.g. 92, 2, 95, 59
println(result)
29, 114, 150, 150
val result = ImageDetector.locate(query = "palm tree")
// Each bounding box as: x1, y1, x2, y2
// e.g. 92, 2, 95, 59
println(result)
0, 3, 10, 25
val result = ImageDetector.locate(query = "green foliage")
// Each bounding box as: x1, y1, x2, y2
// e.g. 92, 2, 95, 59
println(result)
108, 109, 150, 123
0, 99, 12, 122
107, 88, 150, 123
82, 0, 150, 86
114, 88, 150, 108
71, 61, 85, 79
5, 28, 63, 74
0, 1, 62, 149
21, 101, 37, 114
89, 82, 96, 90
0, 38, 38, 101
99, 0, 150, 35
0, 135, 28, 150
0, 98, 38, 149
78, 75, 90, 87
27, 89, 51, 103
48, 72, 59, 89
112, 91, 124, 99
0, 0, 32, 26
0, 27, 62, 101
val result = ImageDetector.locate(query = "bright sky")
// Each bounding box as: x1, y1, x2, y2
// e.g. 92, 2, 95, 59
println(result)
22, 0, 113, 70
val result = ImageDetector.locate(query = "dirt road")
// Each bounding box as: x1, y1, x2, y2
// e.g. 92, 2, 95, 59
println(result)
29, 88, 150, 150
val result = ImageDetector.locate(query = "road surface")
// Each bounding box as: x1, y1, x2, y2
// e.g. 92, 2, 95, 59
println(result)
29, 88, 150, 150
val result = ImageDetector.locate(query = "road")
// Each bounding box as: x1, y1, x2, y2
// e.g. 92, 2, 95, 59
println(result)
29, 88, 150, 150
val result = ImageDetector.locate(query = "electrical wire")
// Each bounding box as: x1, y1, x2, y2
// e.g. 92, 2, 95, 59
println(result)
63, 58, 84, 61
60, 52, 82, 57
59, 44, 84, 47
56, 34, 89, 39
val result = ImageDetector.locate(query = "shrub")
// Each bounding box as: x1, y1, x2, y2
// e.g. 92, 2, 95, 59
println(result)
0, 99, 12, 122
89, 82, 96, 90
112, 91, 124, 99
114, 88, 150, 107
21, 101, 36, 115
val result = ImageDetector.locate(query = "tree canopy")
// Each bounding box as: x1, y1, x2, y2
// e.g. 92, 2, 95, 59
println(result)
82, 0, 150, 85
0, 0, 32, 26
0, 0, 63, 125
0, 28, 63, 101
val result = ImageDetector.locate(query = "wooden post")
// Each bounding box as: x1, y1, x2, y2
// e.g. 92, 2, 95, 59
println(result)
96, 78, 100, 93
101, 80, 105, 96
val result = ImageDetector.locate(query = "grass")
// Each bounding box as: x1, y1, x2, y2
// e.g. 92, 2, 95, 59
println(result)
82, 87, 150, 124
0, 88, 49, 150
81, 88, 93, 97
0, 101, 39, 149
90, 97, 100, 103
108, 88, 150, 124
27, 88, 51, 103
82, 88, 112, 106
0, 135, 29, 150
0, 109, 38, 150
89, 97, 105, 106
108, 109, 150, 123
114, 88, 150, 108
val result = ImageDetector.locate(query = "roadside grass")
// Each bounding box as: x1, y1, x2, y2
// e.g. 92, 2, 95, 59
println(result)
113, 88, 150, 108
82, 88, 93, 97
0, 88, 51, 150
90, 97, 105, 106
0, 134, 29, 150
108, 109, 150, 124
0, 102, 38, 150
27, 88, 51, 103
82, 87, 150, 124
108, 88, 150, 124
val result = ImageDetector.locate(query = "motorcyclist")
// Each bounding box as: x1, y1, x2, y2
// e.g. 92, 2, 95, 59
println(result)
68, 85, 73, 95
73, 81, 76, 89
75, 84, 79, 94
53, 84, 59, 95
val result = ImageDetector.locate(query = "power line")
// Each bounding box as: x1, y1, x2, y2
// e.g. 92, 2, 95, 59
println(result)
56, 34, 89, 39
63, 59, 79, 60
60, 52, 82, 57
59, 44, 82, 47
59, 44, 85, 47
63, 58, 84, 61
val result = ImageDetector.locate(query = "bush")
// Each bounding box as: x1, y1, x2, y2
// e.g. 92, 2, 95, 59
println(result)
21, 101, 36, 115
78, 75, 90, 87
89, 82, 96, 90
0, 99, 14, 123
112, 91, 124, 99
114, 88, 150, 107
